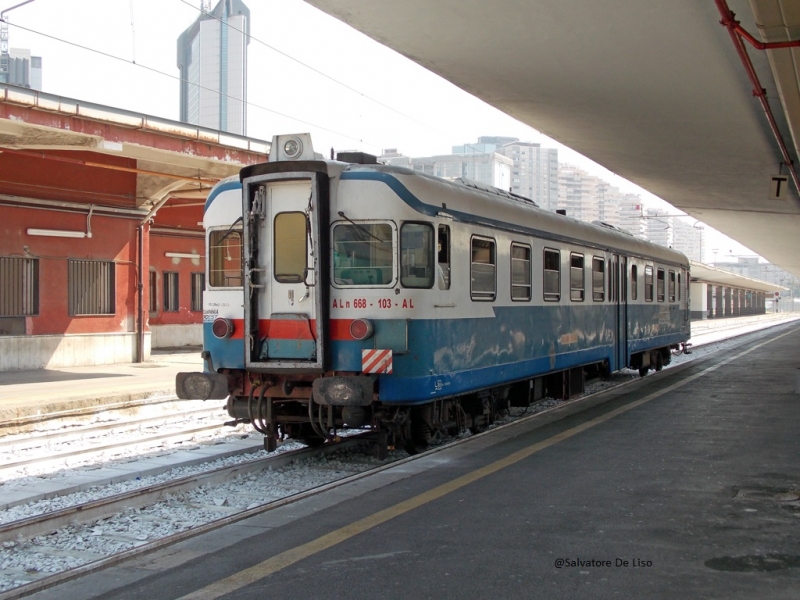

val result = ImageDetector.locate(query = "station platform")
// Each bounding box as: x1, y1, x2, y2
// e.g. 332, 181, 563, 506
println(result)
0, 349, 203, 424
28, 319, 800, 599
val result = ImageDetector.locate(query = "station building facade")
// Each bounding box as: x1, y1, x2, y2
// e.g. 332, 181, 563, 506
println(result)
0, 84, 268, 371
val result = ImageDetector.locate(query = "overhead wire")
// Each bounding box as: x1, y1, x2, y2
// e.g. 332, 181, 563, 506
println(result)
1, 19, 376, 147
5, 3, 654, 215
176, 0, 559, 184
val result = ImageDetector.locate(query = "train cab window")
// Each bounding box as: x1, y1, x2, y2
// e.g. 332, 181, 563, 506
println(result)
630, 264, 638, 301
471, 236, 496, 301
333, 222, 395, 287
657, 268, 666, 302
274, 212, 308, 283
644, 266, 654, 302
209, 228, 244, 288
511, 243, 531, 301
437, 224, 451, 290
669, 270, 676, 302
570, 253, 585, 302
543, 248, 560, 302
401, 223, 434, 289
592, 256, 605, 302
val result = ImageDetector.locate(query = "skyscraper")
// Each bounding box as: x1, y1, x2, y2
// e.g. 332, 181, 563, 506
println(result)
177, 0, 250, 135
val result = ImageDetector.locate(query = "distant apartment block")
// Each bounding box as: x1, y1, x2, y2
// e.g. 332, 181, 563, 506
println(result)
557, 164, 624, 224
382, 144, 513, 191
495, 140, 558, 210
177, 0, 250, 135
380, 137, 558, 209
670, 218, 704, 262
0, 48, 42, 90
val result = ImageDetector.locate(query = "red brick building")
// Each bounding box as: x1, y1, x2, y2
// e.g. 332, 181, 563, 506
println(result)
0, 84, 269, 370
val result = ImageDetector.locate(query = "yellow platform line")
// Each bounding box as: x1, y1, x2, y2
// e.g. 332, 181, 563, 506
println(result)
177, 328, 797, 600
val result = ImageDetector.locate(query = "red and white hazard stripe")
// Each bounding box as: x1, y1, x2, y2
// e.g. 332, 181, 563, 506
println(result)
361, 349, 393, 374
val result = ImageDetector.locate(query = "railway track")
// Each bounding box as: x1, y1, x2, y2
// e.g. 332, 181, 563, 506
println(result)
0, 435, 372, 546
0, 395, 190, 437
0, 434, 382, 599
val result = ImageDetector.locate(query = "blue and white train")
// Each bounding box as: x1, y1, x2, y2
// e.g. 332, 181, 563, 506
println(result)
176, 134, 691, 453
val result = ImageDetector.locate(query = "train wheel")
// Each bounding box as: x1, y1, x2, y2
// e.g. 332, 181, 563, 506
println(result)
655, 352, 664, 372
638, 366, 648, 377
293, 424, 326, 447
302, 436, 326, 448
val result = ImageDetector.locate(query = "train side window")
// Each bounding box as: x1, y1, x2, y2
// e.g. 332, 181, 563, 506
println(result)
631, 264, 638, 301
511, 243, 531, 301
678, 272, 682, 301
644, 266, 653, 302
543, 248, 560, 302
437, 224, 451, 290
570, 253, 585, 302
592, 256, 605, 302
209, 228, 243, 288
657, 268, 665, 302
471, 236, 496, 301
333, 222, 395, 287
669, 270, 676, 302
400, 223, 434, 289
274, 212, 308, 283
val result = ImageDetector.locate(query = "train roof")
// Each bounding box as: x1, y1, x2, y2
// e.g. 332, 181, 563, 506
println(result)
341, 162, 690, 267
205, 158, 689, 268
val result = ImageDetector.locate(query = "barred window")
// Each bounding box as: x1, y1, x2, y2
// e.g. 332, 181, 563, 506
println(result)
191, 272, 204, 312
149, 270, 158, 313
543, 248, 560, 302
164, 272, 179, 312
68, 260, 115, 316
0, 257, 39, 316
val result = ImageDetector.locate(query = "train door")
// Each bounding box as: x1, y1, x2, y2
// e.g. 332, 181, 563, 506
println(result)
242, 172, 329, 372
614, 254, 628, 370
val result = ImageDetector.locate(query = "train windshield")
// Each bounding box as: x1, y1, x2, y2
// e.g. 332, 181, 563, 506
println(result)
333, 222, 395, 286
208, 229, 243, 287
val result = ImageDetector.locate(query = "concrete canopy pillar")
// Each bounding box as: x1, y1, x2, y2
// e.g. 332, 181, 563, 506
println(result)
690, 281, 707, 320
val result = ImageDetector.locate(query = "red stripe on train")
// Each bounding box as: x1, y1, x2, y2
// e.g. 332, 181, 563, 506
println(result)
210, 318, 356, 341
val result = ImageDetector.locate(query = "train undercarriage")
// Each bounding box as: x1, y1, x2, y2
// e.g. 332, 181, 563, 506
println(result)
217, 344, 689, 456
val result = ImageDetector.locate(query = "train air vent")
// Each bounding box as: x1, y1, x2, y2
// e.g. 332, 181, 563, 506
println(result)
336, 151, 379, 164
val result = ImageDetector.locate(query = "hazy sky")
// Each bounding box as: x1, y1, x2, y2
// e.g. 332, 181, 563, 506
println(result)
3, 0, 755, 262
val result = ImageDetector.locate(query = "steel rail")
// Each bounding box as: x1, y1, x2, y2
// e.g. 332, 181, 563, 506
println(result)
0, 395, 183, 434
0, 434, 373, 546
0, 424, 236, 472
0, 406, 225, 451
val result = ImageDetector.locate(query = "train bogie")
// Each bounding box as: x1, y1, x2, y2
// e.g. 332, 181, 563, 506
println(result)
176, 133, 691, 452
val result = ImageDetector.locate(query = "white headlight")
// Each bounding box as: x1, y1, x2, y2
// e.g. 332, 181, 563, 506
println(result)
283, 137, 303, 159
